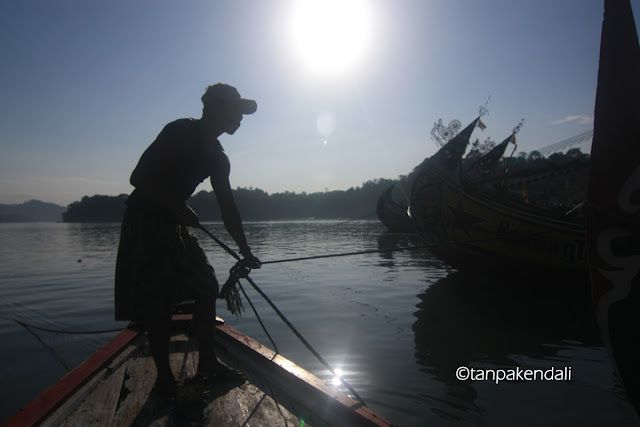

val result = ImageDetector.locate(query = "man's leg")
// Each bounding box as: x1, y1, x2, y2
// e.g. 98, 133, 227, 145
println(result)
180, 228, 244, 380
147, 296, 176, 395
194, 291, 246, 382
194, 293, 218, 375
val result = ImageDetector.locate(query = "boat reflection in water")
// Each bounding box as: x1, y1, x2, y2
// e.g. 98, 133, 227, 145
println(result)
411, 271, 634, 424
375, 231, 440, 272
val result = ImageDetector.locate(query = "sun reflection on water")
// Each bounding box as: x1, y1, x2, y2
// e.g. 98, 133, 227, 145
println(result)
331, 367, 344, 386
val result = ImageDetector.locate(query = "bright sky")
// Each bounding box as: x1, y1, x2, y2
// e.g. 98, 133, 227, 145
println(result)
1, 0, 637, 206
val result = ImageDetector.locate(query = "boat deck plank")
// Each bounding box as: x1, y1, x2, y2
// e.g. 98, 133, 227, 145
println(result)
110, 345, 158, 427
57, 362, 126, 426
42, 329, 308, 426
12, 317, 391, 426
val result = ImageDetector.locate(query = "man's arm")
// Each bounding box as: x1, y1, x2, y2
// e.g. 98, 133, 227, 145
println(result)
210, 154, 260, 267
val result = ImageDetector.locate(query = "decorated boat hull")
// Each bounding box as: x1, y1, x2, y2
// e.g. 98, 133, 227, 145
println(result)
410, 166, 588, 276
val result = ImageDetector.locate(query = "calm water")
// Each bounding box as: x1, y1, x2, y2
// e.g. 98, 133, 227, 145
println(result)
0, 221, 638, 426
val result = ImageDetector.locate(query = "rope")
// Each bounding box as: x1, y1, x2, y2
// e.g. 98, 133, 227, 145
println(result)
198, 223, 369, 407
198, 224, 241, 261
261, 223, 584, 265
18, 321, 72, 372
15, 320, 124, 335
262, 245, 430, 265
241, 274, 368, 407
198, 214, 378, 258
237, 281, 280, 354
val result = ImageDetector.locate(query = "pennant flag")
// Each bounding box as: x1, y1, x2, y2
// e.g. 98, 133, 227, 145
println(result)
509, 134, 516, 144
477, 119, 487, 130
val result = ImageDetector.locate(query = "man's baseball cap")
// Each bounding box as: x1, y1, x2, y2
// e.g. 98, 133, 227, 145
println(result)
201, 83, 257, 114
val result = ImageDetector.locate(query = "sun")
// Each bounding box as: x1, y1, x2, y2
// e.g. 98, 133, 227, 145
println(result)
288, 0, 373, 77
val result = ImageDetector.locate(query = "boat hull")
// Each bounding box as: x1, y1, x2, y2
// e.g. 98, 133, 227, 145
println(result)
376, 185, 414, 233
410, 165, 588, 277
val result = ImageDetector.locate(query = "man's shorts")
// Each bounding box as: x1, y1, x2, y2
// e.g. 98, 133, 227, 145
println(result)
114, 207, 218, 321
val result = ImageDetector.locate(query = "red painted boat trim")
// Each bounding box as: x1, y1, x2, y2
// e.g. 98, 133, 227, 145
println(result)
3, 326, 140, 427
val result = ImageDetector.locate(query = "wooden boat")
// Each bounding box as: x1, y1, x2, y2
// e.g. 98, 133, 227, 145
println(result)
586, 0, 640, 413
4, 315, 392, 426
376, 184, 414, 233
376, 117, 490, 234
408, 116, 588, 277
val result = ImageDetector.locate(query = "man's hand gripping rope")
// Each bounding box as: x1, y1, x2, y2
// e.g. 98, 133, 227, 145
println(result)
219, 260, 251, 316
195, 223, 260, 316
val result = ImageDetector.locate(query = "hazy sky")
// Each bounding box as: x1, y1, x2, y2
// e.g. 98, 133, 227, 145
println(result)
1, 0, 637, 206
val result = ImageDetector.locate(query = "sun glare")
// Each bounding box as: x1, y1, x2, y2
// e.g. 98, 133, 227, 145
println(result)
289, 0, 373, 77
331, 368, 344, 386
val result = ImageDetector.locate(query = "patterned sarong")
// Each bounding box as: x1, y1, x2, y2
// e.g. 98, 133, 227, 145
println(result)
114, 206, 218, 321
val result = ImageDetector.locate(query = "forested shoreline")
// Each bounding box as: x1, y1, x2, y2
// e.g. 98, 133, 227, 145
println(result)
61, 178, 396, 222
5, 148, 589, 224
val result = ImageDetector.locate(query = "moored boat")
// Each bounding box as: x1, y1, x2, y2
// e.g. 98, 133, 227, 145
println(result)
376, 184, 414, 233
4, 315, 392, 426
408, 111, 589, 276
377, 116, 484, 234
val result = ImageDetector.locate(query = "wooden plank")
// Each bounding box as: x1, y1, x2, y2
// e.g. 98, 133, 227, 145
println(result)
58, 362, 126, 426
39, 335, 146, 427
202, 382, 304, 427
111, 329, 197, 426
4, 327, 140, 427
110, 343, 159, 427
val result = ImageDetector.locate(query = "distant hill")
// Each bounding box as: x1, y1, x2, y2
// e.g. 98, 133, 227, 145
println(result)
63, 194, 128, 223
0, 200, 66, 222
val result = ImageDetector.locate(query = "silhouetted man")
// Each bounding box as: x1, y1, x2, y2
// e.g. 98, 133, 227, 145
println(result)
115, 83, 261, 397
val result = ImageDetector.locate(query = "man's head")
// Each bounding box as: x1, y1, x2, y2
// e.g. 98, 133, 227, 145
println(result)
201, 83, 257, 135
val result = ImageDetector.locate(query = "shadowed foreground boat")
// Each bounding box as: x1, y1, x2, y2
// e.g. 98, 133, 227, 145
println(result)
5, 315, 391, 426
587, 0, 640, 413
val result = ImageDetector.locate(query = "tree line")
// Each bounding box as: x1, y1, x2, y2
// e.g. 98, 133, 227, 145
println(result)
493, 148, 590, 207
61, 149, 590, 223
62, 178, 396, 223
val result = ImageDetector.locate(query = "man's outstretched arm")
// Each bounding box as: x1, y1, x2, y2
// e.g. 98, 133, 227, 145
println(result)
210, 160, 261, 268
